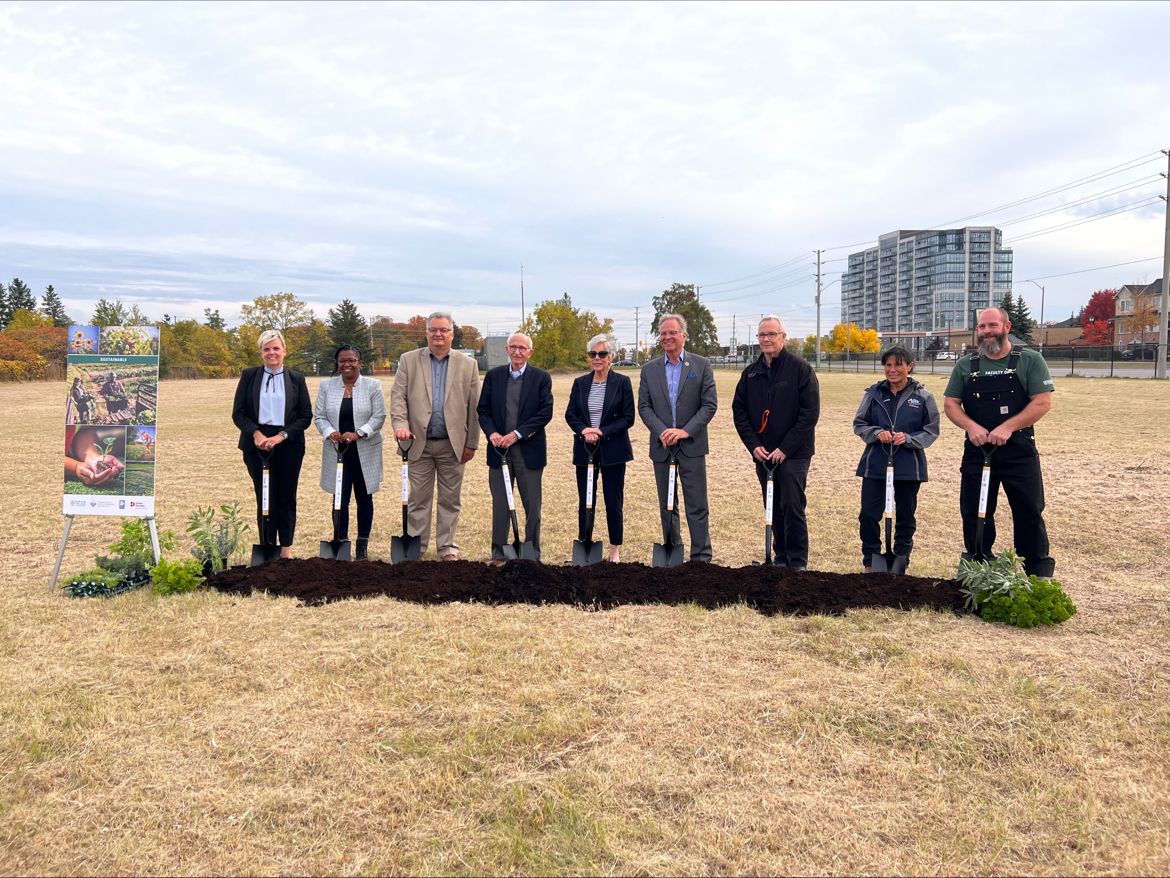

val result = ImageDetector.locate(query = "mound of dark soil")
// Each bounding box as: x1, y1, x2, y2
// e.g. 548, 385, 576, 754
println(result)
207, 559, 964, 617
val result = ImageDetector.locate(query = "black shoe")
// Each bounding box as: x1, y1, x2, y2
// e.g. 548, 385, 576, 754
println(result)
789, 562, 807, 572
355, 538, 369, 561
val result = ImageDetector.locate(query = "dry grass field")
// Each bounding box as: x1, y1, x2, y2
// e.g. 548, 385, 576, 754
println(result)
1, 370, 1168, 875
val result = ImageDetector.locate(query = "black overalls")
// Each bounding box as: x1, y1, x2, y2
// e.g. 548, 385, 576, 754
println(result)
959, 353, 1055, 577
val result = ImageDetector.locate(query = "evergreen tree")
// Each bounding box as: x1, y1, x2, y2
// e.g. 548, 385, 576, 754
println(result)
203, 308, 226, 330
0, 285, 10, 330
7, 278, 37, 312
650, 283, 720, 356
40, 285, 70, 326
327, 298, 369, 358
999, 291, 1036, 343
91, 298, 128, 326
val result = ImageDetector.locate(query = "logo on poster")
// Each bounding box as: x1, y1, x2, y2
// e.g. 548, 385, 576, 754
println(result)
119, 500, 126, 509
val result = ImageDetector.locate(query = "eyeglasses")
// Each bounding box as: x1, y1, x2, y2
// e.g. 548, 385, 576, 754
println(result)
757, 332, 782, 340
506, 345, 530, 352
659, 331, 683, 338
587, 351, 610, 359
427, 327, 453, 335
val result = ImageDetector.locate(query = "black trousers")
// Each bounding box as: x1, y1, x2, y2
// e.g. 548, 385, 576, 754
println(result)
337, 448, 373, 540
859, 478, 921, 565
756, 457, 810, 567
959, 449, 1054, 577
243, 434, 304, 547
575, 462, 626, 545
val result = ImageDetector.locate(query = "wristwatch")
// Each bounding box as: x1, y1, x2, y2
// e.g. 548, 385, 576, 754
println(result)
279, 430, 289, 440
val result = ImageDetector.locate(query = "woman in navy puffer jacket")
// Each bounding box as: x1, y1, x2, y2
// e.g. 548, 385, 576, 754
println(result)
852, 346, 940, 573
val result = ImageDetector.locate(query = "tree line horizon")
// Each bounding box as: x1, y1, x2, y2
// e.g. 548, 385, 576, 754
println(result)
0, 276, 1133, 381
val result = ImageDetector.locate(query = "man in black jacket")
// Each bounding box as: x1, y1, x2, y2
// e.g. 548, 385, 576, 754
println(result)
477, 332, 553, 563
731, 315, 820, 569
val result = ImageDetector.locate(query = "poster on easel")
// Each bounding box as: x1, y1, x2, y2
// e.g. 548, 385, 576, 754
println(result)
62, 325, 160, 517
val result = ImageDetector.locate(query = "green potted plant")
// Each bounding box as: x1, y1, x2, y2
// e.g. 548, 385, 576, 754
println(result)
187, 502, 250, 576
94, 518, 177, 589
957, 549, 1077, 628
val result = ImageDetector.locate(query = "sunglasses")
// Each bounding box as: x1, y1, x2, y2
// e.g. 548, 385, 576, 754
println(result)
587, 351, 610, 359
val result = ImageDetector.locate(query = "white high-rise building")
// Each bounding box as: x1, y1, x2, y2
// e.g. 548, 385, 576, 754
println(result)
841, 227, 1013, 352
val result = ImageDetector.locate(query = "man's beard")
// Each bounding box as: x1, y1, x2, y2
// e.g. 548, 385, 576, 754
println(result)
979, 331, 1007, 356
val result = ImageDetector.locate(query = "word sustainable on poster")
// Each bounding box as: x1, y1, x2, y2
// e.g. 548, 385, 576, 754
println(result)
62, 325, 161, 517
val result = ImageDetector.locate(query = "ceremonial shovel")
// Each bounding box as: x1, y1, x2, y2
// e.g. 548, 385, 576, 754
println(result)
752, 459, 778, 567
652, 446, 684, 568
496, 446, 539, 561
319, 441, 352, 561
390, 439, 421, 563
960, 446, 996, 568
571, 444, 603, 566
248, 450, 282, 566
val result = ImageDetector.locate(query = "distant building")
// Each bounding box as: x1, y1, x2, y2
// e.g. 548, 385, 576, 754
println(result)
841, 227, 1013, 354
1112, 278, 1165, 348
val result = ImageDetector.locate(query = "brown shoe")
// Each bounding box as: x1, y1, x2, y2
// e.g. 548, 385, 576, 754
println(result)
441, 553, 458, 562
487, 558, 506, 568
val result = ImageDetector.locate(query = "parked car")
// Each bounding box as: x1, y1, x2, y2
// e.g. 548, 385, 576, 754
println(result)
613, 359, 638, 367
935, 351, 958, 360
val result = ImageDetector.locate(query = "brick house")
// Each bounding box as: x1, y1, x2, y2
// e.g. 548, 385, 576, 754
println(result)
1112, 279, 1164, 348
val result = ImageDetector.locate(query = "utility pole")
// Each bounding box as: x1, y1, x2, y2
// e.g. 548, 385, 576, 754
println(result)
1025, 279, 1046, 351
732, 313, 737, 361
520, 265, 526, 327
635, 306, 640, 363
815, 249, 823, 369
1157, 148, 1170, 379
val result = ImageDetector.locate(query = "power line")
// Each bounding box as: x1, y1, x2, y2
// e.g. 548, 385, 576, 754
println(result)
1006, 196, 1162, 243
1018, 256, 1162, 282
699, 251, 810, 288
994, 174, 1162, 228
934, 151, 1164, 227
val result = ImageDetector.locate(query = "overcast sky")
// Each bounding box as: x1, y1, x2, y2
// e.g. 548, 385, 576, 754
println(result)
2, 0, 1169, 347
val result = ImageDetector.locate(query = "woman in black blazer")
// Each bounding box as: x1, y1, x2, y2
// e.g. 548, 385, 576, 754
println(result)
564, 333, 635, 562
231, 329, 313, 557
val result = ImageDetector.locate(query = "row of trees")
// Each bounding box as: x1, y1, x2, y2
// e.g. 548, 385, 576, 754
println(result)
0, 278, 70, 330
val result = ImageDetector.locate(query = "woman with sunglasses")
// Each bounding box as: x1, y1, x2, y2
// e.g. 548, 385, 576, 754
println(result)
564, 333, 635, 562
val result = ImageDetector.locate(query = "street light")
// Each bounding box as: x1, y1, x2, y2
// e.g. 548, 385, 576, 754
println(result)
1025, 279, 1045, 351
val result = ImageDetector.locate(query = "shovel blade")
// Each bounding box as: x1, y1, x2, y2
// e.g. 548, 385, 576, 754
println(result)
390, 534, 421, 563
520, 542, 540, 562
572, 539, 603, 566
890, 554, 910, 575
319, 539, 351, 561
500, 543, 519, 561
652, 541, 684, 568
248, 543, 282, 567
870, 553, 893, 573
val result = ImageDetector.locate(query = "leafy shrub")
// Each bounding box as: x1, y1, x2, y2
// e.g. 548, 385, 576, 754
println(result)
150, 558, 206, 596
0, 334, 48, 380
187, 502, 250, 574
105, 518, 176, 571
957, 550, 1077, 628
979, 576, 1077, 628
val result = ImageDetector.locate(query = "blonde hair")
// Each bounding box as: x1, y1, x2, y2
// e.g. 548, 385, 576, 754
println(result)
257, 329, 286, 350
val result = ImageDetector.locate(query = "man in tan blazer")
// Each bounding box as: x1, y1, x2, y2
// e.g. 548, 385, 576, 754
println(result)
390, 311, 481, 560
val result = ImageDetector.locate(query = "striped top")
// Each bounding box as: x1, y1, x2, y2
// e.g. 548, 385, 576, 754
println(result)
588, 380, 606, 428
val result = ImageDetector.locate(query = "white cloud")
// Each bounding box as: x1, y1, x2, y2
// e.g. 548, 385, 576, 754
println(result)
1, 0, 1168, 341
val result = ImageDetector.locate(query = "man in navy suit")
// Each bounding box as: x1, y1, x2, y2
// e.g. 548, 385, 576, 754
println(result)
637, 314, 718, 562
477, 332, 553, 563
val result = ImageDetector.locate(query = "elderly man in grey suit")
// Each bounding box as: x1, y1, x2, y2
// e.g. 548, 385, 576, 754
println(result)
638, 313, 718, 562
